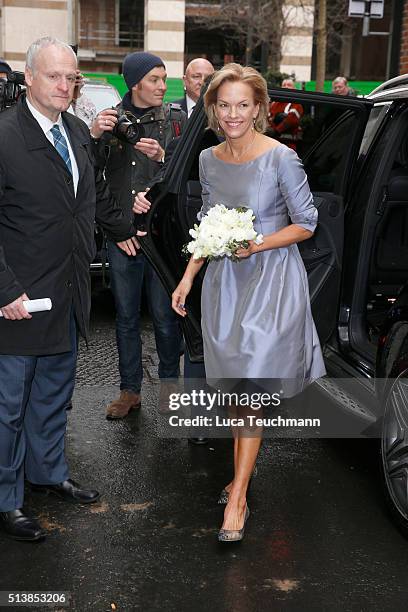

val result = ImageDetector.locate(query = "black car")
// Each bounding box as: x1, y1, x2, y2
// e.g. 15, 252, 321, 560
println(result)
138, 75, 408, 536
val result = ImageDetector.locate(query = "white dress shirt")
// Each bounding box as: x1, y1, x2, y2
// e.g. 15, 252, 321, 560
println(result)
186, 94, 196, 119
26, 98, 79, 196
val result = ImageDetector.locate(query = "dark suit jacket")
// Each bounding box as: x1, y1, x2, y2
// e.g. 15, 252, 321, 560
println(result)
173, 96, 187, 115
0, 96, 133, 355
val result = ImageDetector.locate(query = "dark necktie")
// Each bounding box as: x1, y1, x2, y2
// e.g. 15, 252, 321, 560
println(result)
50, 124, 72, 174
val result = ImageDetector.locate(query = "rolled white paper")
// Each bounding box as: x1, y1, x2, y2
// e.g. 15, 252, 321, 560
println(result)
0, 298, 52, 318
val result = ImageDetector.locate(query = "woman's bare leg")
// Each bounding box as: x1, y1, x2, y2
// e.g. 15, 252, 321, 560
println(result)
223, 403, 260, 495
223, 437, 239, 494
221, 434, 262, 531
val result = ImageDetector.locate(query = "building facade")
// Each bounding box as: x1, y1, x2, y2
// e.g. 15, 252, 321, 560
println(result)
0, 1, 405, 82
185, 0, 315, 80
400, 0, 408, 74
0, 0, 185, 77
0, 0, 314, 80
280, 0, 314, 81
0, 0, 74, 71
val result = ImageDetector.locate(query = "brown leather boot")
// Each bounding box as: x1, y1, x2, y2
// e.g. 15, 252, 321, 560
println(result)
158, 381, 180, 414
106, 390, 141, 420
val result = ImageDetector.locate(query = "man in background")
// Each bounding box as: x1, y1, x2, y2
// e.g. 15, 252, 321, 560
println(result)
91, 52, 187, 420
69, 70, 97, 127
332, 76, 355, 96
174, 58, 214, 118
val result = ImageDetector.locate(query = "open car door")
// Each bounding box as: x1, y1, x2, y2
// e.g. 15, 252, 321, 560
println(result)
140, 89, 373, 361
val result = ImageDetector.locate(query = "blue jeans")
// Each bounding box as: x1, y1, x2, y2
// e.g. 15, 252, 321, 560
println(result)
0, 312, 77, 511
107, 242, 181, 393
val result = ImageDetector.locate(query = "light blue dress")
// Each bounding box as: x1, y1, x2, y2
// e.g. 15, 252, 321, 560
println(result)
199, 144, 326, 395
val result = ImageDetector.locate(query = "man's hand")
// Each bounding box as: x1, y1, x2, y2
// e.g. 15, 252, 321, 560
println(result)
134, 138, 164, 162
1, 293, 31, 320
133, 190, 151, 215
90, 108, 118, 140
116, 234, 147, 256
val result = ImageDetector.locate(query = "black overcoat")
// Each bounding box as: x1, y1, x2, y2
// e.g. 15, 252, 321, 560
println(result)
172, 96, 188, 115
0, 96, 133, 355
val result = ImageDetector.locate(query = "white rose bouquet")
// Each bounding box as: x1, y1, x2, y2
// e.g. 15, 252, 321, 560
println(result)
184, 204, 264, 261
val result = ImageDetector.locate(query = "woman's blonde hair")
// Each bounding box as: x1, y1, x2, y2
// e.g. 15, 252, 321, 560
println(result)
204, 63, 269, 134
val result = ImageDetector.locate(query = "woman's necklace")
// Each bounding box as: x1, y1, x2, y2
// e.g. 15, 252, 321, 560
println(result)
226, 131, 257, 162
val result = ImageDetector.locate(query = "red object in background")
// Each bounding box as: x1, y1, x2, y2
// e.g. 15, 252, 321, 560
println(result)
268, 100, 304, 150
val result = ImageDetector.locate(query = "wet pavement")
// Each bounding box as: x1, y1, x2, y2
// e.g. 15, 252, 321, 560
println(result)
2, 284, 408, 612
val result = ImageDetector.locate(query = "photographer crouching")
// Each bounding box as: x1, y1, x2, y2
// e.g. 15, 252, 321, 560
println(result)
90, 52, 187, 419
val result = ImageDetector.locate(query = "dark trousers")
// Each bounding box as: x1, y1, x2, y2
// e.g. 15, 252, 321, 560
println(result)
184, 351, 208, 438
107, 243, 182, 393
0, 314, 77, 512
184, 351, 206, 380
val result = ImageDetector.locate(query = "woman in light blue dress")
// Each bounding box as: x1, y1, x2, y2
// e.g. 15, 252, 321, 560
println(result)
172, 64, 325, 542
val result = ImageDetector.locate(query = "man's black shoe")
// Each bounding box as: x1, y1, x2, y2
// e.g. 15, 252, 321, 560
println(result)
188, 437, 209, 445
30, 479, 100, 504
0, 509, 46, 541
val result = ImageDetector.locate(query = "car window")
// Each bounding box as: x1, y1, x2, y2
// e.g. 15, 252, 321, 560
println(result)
303, 111, 361, 194
267, 93, 363, 162
359, 102, 392, 157
82, 85, 121, 114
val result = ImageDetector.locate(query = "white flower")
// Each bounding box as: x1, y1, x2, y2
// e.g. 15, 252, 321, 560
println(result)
184, 204, 263, 261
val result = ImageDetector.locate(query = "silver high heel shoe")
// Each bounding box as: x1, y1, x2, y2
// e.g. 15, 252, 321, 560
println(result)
218, 466, 257, 505
218, 505, 250, 542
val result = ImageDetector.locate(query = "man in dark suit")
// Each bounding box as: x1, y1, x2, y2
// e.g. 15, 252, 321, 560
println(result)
174, 58, 214, 118
0, 37, 137, 542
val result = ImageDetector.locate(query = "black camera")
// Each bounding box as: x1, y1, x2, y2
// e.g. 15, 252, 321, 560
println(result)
112, 109, 145, 144
0, 71, 25, 112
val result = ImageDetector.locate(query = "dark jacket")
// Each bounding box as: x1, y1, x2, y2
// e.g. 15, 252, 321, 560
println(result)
173, 96, 187, 115
92, 92, 186, 227
0, 96, 134, 355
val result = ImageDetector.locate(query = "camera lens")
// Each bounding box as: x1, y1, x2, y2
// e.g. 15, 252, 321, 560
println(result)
114, 113, 145, 145
123, 122, 144, 144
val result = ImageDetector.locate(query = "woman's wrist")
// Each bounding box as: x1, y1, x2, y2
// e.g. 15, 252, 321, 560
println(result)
252, 241, 264, 254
